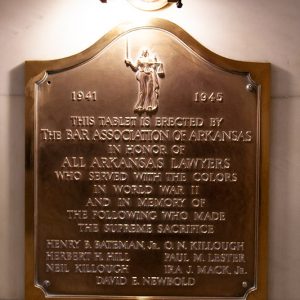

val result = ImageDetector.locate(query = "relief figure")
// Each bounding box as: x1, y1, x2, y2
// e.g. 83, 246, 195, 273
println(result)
125, 48, 164, 112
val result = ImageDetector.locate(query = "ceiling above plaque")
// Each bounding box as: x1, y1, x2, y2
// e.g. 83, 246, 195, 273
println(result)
99, 0, 183, 10
127, 0, 168, 10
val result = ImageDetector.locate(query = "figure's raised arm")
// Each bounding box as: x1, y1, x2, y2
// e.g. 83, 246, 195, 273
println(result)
125, 58, 138, 72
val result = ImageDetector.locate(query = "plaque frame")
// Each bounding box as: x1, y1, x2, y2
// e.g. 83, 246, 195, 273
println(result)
25, 18, 270, 300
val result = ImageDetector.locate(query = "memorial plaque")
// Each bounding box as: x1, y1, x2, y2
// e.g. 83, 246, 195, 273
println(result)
25, 19, 270, 300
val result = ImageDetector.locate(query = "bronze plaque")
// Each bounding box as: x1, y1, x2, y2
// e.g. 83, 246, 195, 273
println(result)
25, 19, 270, 300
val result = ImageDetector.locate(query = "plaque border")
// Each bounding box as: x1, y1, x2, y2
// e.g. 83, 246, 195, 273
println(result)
25, 18, 270, 300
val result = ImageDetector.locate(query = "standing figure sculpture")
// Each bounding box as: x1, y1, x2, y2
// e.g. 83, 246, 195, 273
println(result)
125, 48, 164, 112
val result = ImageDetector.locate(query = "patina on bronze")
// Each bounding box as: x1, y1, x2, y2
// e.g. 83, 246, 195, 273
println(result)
25, 19, 270, 300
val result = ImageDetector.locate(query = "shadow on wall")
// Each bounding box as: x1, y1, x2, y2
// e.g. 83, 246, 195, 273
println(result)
271, 64, 293, 99
269, 64, 297, 300
7, 63, 25, 300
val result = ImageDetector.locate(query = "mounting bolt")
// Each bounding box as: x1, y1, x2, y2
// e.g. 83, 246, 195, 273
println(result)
242, 281, 248, 288
43, 280, 51, 287
176, 0, 183, 8
246, 83, 255, 92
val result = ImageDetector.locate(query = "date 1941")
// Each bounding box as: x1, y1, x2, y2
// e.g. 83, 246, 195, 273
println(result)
72, 91, 97, 101
194, 92, 223, 103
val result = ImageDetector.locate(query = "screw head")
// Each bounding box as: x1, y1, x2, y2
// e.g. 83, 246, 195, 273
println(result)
43, 280, 51, 287
242, 281, 248, 288
177, 1, 183, 8
246, 83, 255, 92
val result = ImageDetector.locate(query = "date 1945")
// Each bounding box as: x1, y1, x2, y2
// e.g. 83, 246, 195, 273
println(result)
194, 92, 223, 103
